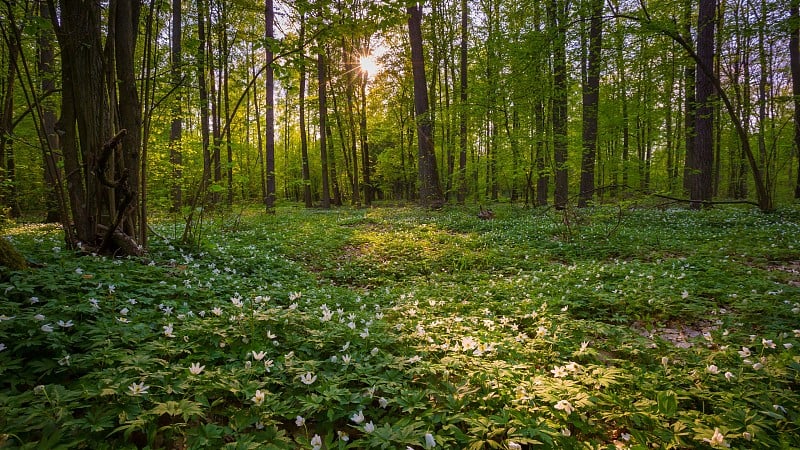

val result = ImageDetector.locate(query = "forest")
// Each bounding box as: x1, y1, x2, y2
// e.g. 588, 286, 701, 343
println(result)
0, 0, 798, 237
1, 0, 800, 448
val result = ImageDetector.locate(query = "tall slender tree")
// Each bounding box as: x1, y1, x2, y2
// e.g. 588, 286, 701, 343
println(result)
407, 3, 444, 207
169, 0, 183, 212
688, 0, 715, 208
548, 0, 569, 209
792, 0, 800, 198
578, 0, 603, 207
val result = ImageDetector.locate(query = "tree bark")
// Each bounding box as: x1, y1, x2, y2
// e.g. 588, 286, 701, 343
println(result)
578, 0, 603, 207
548, 0, 569, 209
169, 0, 183, 212
407, 4, 444, 207
688, 0, 715, 208
318, 51, 331, 209
265, 0, 276, 210
792, 0, 800, 198
457, 0, 468, 204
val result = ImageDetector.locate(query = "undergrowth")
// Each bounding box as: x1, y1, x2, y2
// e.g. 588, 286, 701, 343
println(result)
1, 204, 798, 449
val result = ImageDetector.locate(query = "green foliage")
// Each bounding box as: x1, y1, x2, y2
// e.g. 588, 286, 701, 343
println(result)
1, 205, 799, 448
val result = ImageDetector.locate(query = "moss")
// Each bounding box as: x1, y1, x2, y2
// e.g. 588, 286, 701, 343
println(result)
0, 237, 27, 271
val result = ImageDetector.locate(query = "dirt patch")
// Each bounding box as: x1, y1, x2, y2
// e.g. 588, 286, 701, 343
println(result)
633, 320, 719, 348
767, 261, 800, 287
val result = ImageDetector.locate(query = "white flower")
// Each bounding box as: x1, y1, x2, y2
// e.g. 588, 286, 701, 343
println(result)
702, 428, 730, 447
57, 319, 74, 328
189, 362, 205, 374
300, 372, 317, 385
752, 362, 764, 370
251, 389, 265, 406
231, 297, 244, 308
561, 428, 571, 436
211, 307, 223, 316
310, 434, 322, 450
266, 330, 276, 339
424, 432, 436, 448
252, 350, 267, 361
295, 415, 305, 427
784, 343, 793, 349
681, 290, 689, 299
163, 323, 175, 337
128, 381, 150, 396
58, 355, 70, 366
89, 298, 99, 309
120, 307, 129, 316
41, 324, 54, 333
371, 347, 379, 356
29, 296, 40, 304
578, 341, 590, 353
351, 410, 365, 424
551, 365, 568, 378
762, 339, 776, 349
342, 354, 352, 365
407, 355, 422, 364
738, 347, 751, 358
379, 397, 389, 408
320, 310, 333, 322
706, 365, 720, 375
33, 314, 46, 321
554, 399, 574, 415
724, 371, 735, 381
0, 343, 6, 352
264, 359, 274, 372
364, 421, 375, 433
337, 430, 350, 441
508, 442, 522, 450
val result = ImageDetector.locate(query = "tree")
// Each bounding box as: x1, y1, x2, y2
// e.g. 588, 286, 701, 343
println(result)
457, 0, 468, 204
687, 0, 714, 208
548, 0, 569, 209
578, 0, 603, 207
169, 0, 182, 212
790, 0, 800, 199
46, 0, 144, 255
265, 0, 277, 210
407, 3, 444, 207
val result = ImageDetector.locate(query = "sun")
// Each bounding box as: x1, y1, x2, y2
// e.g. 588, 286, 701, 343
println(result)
359, 55, 381, 77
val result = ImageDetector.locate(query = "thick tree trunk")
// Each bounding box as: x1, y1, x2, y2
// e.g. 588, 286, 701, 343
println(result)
578, 0, 603, 207
688, 0, 715, 208
48, 0, 142, 255
792, 0, 800, 199
407, 4, 444, 207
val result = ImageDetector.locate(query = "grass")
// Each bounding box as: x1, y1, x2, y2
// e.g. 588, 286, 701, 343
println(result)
0, 203, 798, 449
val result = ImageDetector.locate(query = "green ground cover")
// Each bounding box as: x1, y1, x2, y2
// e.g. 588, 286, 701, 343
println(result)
1, 204, 799, 449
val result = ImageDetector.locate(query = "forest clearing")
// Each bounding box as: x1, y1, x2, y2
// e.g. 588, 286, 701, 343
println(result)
1, 204, 799, 449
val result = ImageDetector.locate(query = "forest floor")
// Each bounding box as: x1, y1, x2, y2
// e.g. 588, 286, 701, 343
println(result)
1, 203, 799, 449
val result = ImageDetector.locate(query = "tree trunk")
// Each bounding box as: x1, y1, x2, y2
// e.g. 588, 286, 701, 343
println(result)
549, 0, 569, 209
578, 0, 603, 207
407, 4, 444, 207
319, 52, 331, 209
792, 0, 800, 199
169, 0, 183, 212
298, 14, 312, 208
688, 0, 715, 208
38, 0, 62, 223
265, 0, 276, 210
49, 0, 143, 255
457, 0, 468, 204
